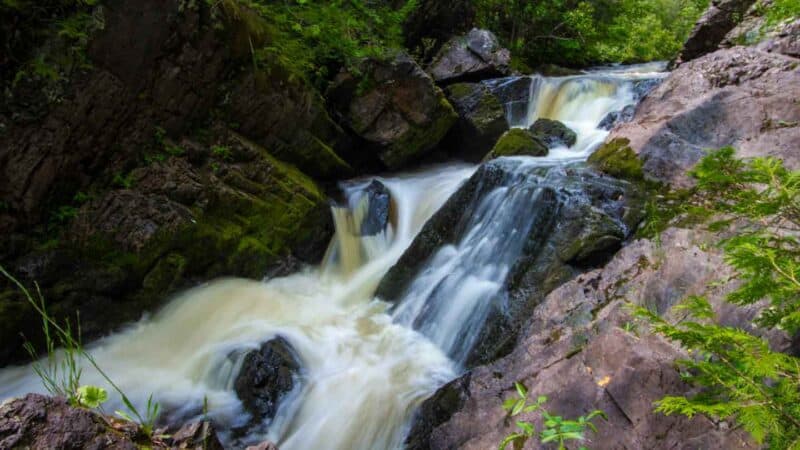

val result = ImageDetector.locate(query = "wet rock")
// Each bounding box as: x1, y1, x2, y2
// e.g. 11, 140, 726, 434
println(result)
598, 105, 635, 130
674, 0, 758, 65
484, 77, 533, 126
483, 129, 548, 161
327, 52, 458, 169
603, 47, 800, 188
246, 442, 280, 450
409, 227, 783, 450
528, 118, 577, 148
377, 162, 642, 367
234, 336, 304, 426
427, 29, 511, 84
170, 420, 225, 450
443, 83, 508, 161
587, 138, 644, 180
358, 180, 392, 236
404, 374, 472, 450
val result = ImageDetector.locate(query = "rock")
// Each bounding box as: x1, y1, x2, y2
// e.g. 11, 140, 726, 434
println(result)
674, 0, 758, 65
602, 47, 800, 188
598, 105, 635, 130
484, 77, 533, 126
327, 52, 458, 169
246, 442, 280, 450
443, 83, 508, 161
403, 0, 476, 61
483, 129, 548, 161
0, 1, 341, 366
754, 18, 800, 58
587, 138, 644, 180
0, 393, 226, 449
528, 118, 577, 148
408, 227, 785, 450
377, 162, 642, 367
427, 29, 511, 84
234, 337, 304, 426
357, 180, 392, 236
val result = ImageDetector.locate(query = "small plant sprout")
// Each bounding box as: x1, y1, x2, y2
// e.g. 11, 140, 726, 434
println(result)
500, 382, 606, 450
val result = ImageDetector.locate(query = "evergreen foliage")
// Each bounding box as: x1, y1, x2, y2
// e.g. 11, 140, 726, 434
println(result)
636, 147, 800, 449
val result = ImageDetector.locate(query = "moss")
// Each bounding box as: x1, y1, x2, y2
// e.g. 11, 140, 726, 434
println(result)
484, 128, 548, 160
587, 138, 643, 180
382, 94, 458, 168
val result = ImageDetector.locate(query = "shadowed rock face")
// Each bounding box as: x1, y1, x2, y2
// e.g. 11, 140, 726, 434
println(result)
442, 82, 509, 161
406, 228, 787, 450
327, 52, 457, 170
602, 47, 800, 188
377, 160, 643, 368
0, 1, 339, 366
358, 180, 392, 236
428, 29, 511, 84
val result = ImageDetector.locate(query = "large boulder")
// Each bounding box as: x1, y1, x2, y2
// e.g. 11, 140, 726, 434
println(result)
377, 161, 643, 367
442, 82, 508, 161
0, 393, 224, 450
674, 0, 758, 65
406, 227, 787, 450
234, 337, 305, 428
355, 180, 393, 236
483, 129, 548, 161
427, 29, 511, 84
483, 77, 534, 127
327, 52, 458, 169
599, 47, 800, 188
528, 118, 577, 148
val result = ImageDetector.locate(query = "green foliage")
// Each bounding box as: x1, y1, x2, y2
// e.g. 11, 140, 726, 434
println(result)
636, 147, 800, 449
475, 0, 708, 66
763, 0, 800, 25
0, 266, 162, 437
210, 0, 417, 88
112, 172, 135, 189
211, 144, 233, 161
500, 382, 606, 450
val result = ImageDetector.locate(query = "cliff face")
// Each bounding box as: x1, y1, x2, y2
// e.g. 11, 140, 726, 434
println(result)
0, 0, 349, 365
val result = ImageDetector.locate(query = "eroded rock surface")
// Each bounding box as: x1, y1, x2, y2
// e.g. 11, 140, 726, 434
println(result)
603, 46, 800, 187
407, 227, 787, 450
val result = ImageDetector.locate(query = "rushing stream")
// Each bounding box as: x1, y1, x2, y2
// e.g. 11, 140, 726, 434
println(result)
0, 63, 666, 449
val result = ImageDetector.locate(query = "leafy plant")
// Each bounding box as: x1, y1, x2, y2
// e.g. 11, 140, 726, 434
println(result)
0, 266, 162, 437
112, 172, 135, 189
500, 382, 606, 450
635, 147, 800, 449
211, 144, 233, 161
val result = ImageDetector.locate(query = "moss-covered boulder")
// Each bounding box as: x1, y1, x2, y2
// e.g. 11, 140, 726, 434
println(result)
443, 82, 508, 161
529, 118, 577, 148
483, 128, 548, 161
327, 52, 458, 170
587, 138, 644, 180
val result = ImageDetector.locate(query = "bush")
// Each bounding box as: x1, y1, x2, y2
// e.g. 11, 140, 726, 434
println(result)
636, 148, 800, 449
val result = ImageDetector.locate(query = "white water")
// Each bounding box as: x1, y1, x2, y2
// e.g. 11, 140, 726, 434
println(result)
0, 64, 664, 449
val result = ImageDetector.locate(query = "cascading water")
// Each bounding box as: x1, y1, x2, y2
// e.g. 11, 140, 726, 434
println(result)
0, 64, 664, 449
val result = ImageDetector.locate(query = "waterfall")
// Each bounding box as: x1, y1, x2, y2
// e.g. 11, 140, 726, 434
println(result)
0, 63, 664, 450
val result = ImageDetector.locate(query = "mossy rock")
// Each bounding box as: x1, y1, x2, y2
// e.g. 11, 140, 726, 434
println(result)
588, 138, 644, 180
483, 128, 548, 161
444, 82, 508, 161
529, 118, 577, 148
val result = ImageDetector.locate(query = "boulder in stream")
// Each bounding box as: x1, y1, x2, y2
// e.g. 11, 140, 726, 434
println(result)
482, 129, 548, 161
234, 336, 304, 427
427, 29, 511, 84
327, 52, 458, 169
528, 118, 577, 148
377, 160, 643, 367
443, 82, 508, 161
357, 180, 393, 236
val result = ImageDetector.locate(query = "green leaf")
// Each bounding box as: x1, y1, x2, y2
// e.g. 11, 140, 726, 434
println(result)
76, 385, 108, 408
515, 382, 528, 399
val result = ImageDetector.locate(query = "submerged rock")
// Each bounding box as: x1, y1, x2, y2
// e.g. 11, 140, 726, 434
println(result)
377, 160, 642, 367
327, 52, 458, 169
528, 118, 577, 148
484, 76, 533, 126
357, 180, 392, 236
234, 336, 304, 426
427, 29, 511, 84
602, 46, 800, 188
483, 128, 548, 160
443, 82, 508, 161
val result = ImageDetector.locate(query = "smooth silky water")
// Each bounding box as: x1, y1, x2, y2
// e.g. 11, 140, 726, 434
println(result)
0, 64, 665, 449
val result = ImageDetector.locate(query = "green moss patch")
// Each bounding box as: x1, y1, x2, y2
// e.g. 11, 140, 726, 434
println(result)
587, 138, 644, 180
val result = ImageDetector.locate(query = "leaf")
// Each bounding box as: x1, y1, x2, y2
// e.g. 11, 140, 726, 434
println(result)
76, 385, 108, 408
515, 382, 528, 399
516, 421, 535, 436
511, 399, 525, 416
